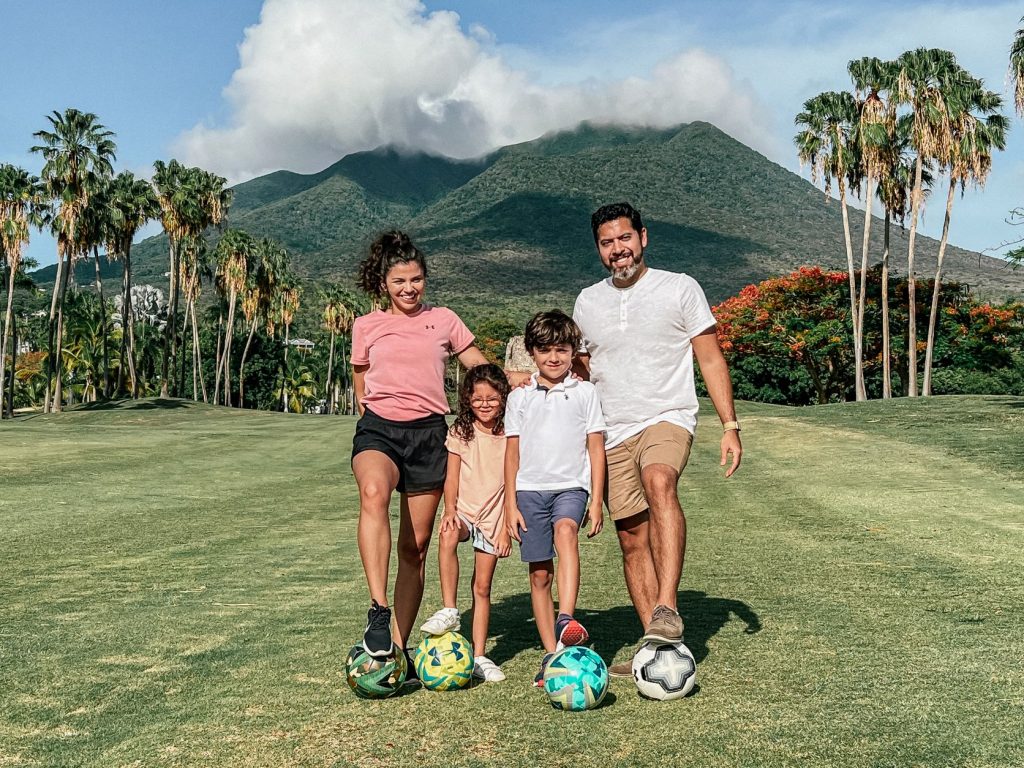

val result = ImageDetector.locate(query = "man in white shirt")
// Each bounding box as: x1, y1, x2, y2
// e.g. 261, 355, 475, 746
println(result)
572, 202, 742, 676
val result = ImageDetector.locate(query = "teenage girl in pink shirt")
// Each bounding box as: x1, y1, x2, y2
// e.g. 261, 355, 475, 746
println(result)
351, 231, 490, 662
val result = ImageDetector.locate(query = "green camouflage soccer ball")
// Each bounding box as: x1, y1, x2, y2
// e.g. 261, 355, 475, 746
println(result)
415, 631, 474, 690
345, 643, 407, 699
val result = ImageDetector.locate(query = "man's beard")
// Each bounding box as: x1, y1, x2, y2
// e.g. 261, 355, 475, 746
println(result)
609, 251, 643, 281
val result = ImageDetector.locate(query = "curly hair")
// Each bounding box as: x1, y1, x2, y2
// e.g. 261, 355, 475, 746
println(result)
450, 363, 510, 442
356, 230, 428, 303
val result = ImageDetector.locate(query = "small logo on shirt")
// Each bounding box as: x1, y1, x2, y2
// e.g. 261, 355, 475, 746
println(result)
426, 324, 435, 329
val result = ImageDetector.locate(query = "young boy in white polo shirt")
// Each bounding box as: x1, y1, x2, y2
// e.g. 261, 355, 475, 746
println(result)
503, 310, 607, 686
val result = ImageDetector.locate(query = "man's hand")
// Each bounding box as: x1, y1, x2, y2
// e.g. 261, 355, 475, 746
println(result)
586, 503, 604, 538
721, 430, 742, 477
505, 370, 533, 389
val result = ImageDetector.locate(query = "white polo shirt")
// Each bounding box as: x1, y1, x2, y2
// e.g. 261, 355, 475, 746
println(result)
573, 268, 716, 448
504, 374, 607, 492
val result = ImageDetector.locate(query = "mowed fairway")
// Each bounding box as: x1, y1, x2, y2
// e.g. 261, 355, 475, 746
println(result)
1, 396, 1023, 768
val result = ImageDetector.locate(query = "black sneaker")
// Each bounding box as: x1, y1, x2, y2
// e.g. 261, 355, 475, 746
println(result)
362, 600, 393, 657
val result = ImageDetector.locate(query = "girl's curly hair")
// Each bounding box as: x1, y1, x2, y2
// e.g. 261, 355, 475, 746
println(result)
356, 230, 428, 303
450, 363, 510, 442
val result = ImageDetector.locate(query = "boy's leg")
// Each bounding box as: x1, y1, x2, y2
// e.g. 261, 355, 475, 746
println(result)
469, 550, 499, 657
529, 560, 557, 652
552, 489, 589, 646
393, 489, 442, 650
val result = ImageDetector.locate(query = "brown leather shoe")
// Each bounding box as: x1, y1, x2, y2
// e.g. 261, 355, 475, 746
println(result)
609, 659, 634, 678
642, 604, 684, 644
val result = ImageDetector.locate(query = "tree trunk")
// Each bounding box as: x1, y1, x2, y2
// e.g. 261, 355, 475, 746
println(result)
93, 247, 110, 399
191, 299, 207, 402
855, 177, 874, 401
117, 246, 129, 397
239, 318, 257, 408
837, 178, 862, 403
1, 257, 16, 418
882, 213, 892, 400
223, 290, 237, 406
923, 180, 957, 397
52, 253, 74, 413
214, 310, 224, 405
906, 155, 924, 397
325, 329, 336, 415
44, 250, 65, 413
340, 339, 348, 414
160, 238, 176, 398
6, 309, 15, 418
280, 323, 291, 412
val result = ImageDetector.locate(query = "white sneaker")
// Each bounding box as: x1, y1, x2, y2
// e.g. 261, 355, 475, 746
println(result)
473, 655, 506, 682
419, 607, 460, 635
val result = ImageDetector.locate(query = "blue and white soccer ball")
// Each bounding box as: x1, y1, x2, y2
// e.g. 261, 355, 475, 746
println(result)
632, 641, 696, 700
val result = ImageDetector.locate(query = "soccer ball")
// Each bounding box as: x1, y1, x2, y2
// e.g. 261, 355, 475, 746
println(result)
632, 641, 696, 701
543, 646, 609, 711
345, 643, 407, 699
415, 631, 474, 690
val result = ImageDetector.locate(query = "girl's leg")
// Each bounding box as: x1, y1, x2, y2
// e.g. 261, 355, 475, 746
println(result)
469, 550, 499, 657
529, 560, 556, 653
352, 451, 400, 605
552, 518, 581, 618
438, 523, 468, 608
393, 489, 443, 649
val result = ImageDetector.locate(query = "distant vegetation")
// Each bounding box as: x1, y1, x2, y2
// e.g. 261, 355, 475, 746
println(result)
4, 21, 1024, 415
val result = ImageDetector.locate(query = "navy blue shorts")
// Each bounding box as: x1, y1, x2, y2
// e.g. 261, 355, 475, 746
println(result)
515, 489, 588, 563
351, 408, 447, 494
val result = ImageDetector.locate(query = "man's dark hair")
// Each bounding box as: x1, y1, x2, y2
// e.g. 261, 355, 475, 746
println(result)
524, 309, 582, 353
591, 202, 644, 243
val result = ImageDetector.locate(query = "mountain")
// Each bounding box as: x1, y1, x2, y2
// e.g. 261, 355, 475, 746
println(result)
31, 122, 1024, 326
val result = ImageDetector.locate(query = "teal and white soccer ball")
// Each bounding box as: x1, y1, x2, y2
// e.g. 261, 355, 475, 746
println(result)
632, 641, 696, 700
543, 646, 609, 711
415, 631, 474, 690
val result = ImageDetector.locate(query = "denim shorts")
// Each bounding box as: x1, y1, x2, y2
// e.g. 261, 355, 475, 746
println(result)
515, 488, 588, 563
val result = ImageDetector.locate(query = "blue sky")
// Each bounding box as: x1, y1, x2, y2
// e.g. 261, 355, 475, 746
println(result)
4, 0, 1023, 269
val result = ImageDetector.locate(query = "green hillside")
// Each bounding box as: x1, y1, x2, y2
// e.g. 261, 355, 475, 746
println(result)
2, 396, 1022, 766
31, 122, 1024, 324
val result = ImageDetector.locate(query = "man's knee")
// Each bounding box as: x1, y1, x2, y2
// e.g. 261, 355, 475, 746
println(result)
641, 465, 681, 509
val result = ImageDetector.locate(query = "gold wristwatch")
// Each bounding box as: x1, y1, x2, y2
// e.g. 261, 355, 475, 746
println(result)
722, 421, 741, 432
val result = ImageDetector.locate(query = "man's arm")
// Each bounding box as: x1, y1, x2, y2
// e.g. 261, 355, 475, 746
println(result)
571, 352, 591, 381
691, 326, 742, 478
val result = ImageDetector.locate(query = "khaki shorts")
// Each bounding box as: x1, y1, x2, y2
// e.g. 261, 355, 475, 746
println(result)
605, 422, 693, 522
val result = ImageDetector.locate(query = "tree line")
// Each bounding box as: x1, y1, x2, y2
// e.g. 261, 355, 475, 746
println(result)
797, 24, 1024, 401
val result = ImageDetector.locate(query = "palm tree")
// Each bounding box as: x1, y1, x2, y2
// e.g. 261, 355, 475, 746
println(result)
213, 229, 254, 406
238, 237, 288, 408
319, 283, 357, 415
105, 171, 159, 397
1010, 16, 1024, 117
31, 108, 116, 412
276, 283, 301, 412
922, 80, 1008, 395
0, 165, 45, 418
795, 90, 866, 400
893, 48, 961, 397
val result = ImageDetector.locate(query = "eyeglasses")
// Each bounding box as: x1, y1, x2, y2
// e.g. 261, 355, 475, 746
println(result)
470, 398, 502, 407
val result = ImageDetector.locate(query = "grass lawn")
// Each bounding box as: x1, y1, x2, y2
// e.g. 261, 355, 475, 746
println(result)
1, 395, 1022, 767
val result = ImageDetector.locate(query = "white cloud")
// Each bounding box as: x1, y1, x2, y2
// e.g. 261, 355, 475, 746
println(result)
175, 0, 768, 182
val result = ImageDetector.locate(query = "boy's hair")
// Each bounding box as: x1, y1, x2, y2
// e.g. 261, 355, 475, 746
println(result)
524, 309, 582, 353
451, 363, 510, 441
591, 202, 644, 243
356, 230, 428, 302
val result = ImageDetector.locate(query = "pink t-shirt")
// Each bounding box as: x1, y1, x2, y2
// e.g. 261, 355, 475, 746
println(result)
351, 305, 474, 421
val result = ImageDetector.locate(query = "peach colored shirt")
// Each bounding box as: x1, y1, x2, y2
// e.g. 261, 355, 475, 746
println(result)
351, 305, 474, 421
445, 426, 506, 547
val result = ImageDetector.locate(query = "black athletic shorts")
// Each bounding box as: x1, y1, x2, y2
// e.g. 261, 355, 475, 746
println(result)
351, 408, 448, 494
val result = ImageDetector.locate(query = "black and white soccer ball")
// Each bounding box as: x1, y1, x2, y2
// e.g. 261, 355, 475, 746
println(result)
632, 641, 696, 700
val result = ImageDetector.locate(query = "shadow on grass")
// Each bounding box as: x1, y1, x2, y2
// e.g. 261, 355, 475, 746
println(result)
483, 589, 761, 667
72, 398, 193, 411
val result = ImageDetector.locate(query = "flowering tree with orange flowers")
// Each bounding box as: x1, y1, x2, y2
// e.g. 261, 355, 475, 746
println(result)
713, 267, 1023, 405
